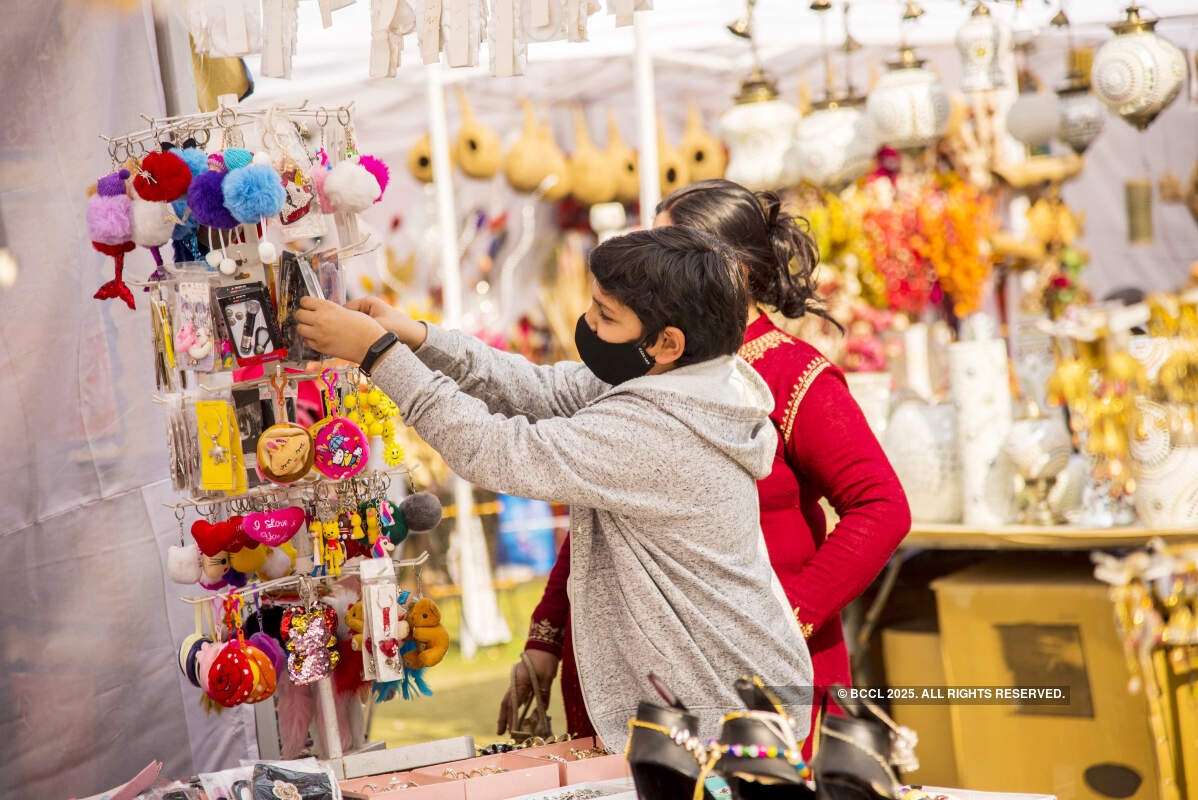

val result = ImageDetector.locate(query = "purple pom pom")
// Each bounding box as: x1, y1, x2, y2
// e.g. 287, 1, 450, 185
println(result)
357, 155, 390, 202
87, 194, 132, 244
223, 164, 286, 223
96, 169, 130, 197
251, 632, 287, 676
187, 170, 239, 229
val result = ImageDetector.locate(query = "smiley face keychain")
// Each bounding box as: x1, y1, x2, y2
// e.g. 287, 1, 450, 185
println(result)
256, 372, 315, 484
310, 369, 369, 479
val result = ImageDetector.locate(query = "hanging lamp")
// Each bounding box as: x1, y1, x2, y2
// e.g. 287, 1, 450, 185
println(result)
1091, 3, 1186, 130
1053, 11, 1105, 155
955, 2, 1008, 92
786, 1, 877, 189
720, 0, 802, 190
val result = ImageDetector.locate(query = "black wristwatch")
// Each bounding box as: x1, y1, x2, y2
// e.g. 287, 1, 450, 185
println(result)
360, 332, 399, 376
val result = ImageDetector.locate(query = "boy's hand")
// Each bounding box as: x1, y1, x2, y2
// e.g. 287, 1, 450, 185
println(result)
295, 297, 387, 364
346, 297, 428, 349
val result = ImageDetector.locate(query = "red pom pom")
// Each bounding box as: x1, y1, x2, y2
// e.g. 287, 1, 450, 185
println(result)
133, 151, 193, 202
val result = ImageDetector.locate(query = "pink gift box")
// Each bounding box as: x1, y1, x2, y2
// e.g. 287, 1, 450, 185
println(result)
341, 770, 466, 799
515, 737, 632, 785
412, 753, 560, 800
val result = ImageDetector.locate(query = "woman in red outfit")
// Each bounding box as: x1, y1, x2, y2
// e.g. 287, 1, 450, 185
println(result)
497, 179, 911, 756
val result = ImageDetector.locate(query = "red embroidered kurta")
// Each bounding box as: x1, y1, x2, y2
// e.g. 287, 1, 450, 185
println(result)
525, 315, 911, 755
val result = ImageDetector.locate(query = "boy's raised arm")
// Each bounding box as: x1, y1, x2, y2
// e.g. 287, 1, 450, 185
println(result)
371, 339, 683, 516
414, 321, 609, 421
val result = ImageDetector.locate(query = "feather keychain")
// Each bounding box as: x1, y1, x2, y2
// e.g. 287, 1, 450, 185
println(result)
89, 169, 136, 310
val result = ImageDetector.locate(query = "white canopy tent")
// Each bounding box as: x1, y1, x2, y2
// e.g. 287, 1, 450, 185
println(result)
1, 2, 1197, 798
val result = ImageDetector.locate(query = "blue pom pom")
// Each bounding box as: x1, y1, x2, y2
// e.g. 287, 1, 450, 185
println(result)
222, 164, 286, 224
178, 147, 209, 177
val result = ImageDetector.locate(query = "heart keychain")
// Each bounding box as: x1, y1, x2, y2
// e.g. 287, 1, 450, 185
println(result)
311, 369, 369, 479
257, 372, 315, 484
243, 504, 306, 546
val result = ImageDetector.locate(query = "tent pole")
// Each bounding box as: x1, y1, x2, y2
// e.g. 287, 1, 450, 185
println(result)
422, 60, 510, 656
633, 10, 660, 228
425, 61, 462, 327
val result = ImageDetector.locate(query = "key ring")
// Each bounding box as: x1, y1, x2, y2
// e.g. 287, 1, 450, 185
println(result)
203, 417, 229, 464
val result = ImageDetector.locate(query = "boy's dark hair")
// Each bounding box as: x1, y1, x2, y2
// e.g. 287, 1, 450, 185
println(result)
588, 226, 748, 366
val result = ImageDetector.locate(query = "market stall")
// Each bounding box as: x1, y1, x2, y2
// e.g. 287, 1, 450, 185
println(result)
3, 0, 1198, 799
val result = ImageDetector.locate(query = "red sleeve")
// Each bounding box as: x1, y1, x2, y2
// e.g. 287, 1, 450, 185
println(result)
524, 533, 570, 657
783, 369, 911, 636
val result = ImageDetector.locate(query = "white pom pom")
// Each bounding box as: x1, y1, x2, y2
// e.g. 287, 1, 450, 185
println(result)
258, 241, 278, 264
167, 544, 202, 584
323, 161, 382, 214
130, 198, 175, 247
219, 257, 237, 275
205, 250, 223, 268
261, 547, 292, 579
294, 555, 314, 575
252, 152, 272, 166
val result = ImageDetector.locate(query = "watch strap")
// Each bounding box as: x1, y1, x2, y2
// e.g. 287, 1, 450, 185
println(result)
360, 332, 399, 375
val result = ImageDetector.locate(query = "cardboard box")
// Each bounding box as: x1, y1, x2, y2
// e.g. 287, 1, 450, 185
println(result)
881, 621, 959, 788
933, 560, 1159, 800
516, 736, 632, 785
341, 770, 466, 799
411, 753, 560, 800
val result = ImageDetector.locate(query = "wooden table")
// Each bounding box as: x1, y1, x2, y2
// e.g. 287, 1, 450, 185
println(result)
901, 523, 1198, 550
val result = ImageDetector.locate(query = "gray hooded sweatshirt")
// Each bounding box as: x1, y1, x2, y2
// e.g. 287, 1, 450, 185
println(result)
371, 323, 814, 749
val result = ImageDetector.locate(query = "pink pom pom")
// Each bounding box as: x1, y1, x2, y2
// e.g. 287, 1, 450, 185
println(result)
357, 154, 390, 202
87, 194, 132, 245
310, 166, 332, 213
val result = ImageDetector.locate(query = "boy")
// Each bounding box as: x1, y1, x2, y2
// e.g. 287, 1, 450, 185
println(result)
296, 226, 813, 747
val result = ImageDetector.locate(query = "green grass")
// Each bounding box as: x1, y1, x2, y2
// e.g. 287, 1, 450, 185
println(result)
370, 579, 567, 749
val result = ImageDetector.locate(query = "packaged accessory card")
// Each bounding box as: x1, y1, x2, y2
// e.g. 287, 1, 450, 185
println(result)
278, 251, 325, 363
215, 282, 287, 367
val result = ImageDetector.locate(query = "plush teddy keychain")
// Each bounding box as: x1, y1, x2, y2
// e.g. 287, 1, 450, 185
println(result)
89, 169, 137, 309
403, 597, 449, 669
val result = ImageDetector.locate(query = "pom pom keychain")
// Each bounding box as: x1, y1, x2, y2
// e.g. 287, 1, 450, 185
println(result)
187, 155, 243, 275
89, 168, 136, 310
132, 149, 192, 202
222, 150, 286, 224
171, 143, 210, 264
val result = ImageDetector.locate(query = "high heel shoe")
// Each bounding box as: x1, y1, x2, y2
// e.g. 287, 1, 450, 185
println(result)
626, 674, 717, 800
813, 685, 917, 800
710, 676, 815, 800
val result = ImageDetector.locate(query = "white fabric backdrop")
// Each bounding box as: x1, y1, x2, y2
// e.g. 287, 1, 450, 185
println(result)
3, 1, 1197, 797
239, 1, 1198, 315
0, 3, 255, 798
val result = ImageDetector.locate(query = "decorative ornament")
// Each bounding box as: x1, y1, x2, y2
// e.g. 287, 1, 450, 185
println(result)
866, 47, 951, 154
678, 102, 727, 183
1007, 77, 1062, 148
1056, 48, 1105, 154
720, 67, 800, 190
1091, 4, 1186, 130
720, 0, 800, 190
567, 107, 618, 207
655, 115, 689, 196
787, 94, 876, 190
955, 2, 1008, 93
605, 110, 639, 205
453, 87, 503, 179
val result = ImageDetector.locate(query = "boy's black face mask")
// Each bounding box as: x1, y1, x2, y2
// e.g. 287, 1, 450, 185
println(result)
574, 314, 656, 385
